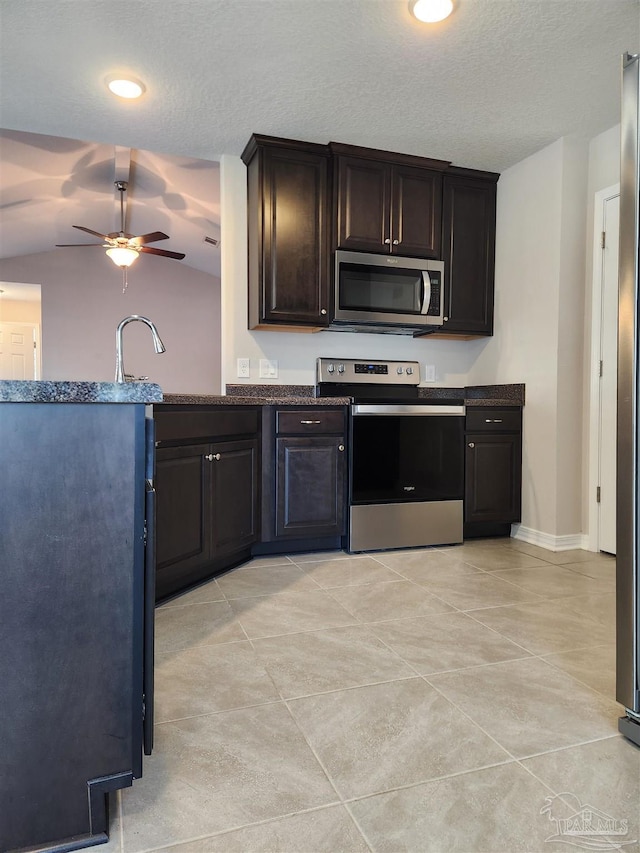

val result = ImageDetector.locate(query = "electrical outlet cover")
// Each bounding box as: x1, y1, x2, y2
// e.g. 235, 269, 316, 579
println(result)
424, 364, 436, 382
237, 358, 250, 378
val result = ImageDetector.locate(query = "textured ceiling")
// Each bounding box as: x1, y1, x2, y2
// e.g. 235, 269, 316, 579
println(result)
0, 0, 638, 270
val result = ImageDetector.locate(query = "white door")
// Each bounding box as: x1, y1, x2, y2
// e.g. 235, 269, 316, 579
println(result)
598, 193, 619, 555
0, 323, 40, 380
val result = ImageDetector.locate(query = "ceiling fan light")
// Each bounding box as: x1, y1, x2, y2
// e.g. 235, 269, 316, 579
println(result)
107, 77, 145, 99
106, 247, 139, 267
410, 0, 454, 23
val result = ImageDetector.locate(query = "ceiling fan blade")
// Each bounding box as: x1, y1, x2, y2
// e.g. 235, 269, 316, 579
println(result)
72, 225, 111, 240
56, 243, 104, 247
139, 246, 186, 260
129, 231, 170, 246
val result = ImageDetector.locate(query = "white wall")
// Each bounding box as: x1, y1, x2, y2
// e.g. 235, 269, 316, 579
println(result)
220, 155, 488, 389
0, 297, 41, 324
466, 136, 589, 540
0, 249, 221, 393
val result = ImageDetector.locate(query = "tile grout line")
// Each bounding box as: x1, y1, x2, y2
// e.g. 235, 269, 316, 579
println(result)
140, 545, 620, 853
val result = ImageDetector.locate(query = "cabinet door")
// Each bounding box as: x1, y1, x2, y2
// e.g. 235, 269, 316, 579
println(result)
276, 436, 346, 538
391, 165, 442, 257
155, 443, 211, 591
260, 146, 330, 326
336, 156, 391, 252
441, 175, 496, 335
465, 433, 521, 523
210, 439, 259, 558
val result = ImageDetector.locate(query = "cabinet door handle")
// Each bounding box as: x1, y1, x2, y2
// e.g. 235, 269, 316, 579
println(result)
321, 309, 327, 315
485, 418, 503, 423
392, 239, 399, 245
384, 238, 391, 244
468, 442, 475, 448
338, 444, 345, 452
300, 420, 321, 425
205, 453, 221, 461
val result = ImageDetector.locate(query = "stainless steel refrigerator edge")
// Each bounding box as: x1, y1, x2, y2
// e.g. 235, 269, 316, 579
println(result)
617, 51, 640, 747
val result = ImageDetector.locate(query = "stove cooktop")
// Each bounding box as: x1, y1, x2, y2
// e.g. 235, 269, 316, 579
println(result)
316, 357, 464, 405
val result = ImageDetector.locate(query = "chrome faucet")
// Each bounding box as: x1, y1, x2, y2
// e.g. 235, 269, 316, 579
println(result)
115, 315, 166, 383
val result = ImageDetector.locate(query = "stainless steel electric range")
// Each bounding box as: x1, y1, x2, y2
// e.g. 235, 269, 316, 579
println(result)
317, 357, 465, 552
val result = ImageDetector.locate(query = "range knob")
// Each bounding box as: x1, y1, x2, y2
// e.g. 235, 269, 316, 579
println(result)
327, 363, 335, 374
338, 363, 345, 374
397, 366, 404, 375
406, 367, 414, 376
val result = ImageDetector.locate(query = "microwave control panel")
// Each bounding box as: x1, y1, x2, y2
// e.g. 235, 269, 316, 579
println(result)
426, 272, 441, 317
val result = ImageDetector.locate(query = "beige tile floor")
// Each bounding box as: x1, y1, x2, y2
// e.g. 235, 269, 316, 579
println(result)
103, 539, 640, 853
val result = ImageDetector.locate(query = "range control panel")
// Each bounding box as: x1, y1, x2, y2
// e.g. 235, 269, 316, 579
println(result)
317, 358, 421, 385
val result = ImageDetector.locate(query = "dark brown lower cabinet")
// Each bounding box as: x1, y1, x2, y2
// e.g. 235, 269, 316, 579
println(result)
258, 406, 348, 551
276, 436, 346, 538
211, 440, 259, 556
465, 433, 521, 522
154, 407, 259, 600
464, 407, 522, 535
156, 442, 211, 582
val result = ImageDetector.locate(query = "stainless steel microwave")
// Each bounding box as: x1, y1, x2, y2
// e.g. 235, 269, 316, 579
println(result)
331, 250, 445, 335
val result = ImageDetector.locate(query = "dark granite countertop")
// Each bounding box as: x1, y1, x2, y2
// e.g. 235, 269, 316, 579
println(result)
0, 380, 163, 403
0, 380, 521, 408
222, 382, 525, 407
159, 393, 351, 406
417, 383, 525, 407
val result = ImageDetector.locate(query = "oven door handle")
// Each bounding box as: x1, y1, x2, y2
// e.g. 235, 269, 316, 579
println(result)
352, 404, 465, 416
420, 271, 431, 315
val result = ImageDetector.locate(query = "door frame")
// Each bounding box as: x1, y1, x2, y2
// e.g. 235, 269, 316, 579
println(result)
587, 183, 619, 552
0, 321, 41, 380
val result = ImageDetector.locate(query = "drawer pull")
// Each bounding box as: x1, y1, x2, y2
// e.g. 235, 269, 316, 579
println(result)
300, 419, 322, 425
485, 418, 503, 423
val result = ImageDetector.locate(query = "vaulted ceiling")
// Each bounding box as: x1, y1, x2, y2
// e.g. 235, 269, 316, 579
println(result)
0, 0, 638, 273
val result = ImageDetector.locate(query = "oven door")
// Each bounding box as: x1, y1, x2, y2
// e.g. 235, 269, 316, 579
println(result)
351, 405, 464, 504
349, 404, 465, 551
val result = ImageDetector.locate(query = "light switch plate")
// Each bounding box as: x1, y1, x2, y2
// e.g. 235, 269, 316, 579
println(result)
236, 358, 250, 378
259, 359, 278, 379
424, 364, 436, 382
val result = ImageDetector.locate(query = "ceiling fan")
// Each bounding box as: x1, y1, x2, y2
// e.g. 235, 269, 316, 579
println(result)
56, 180, 186, 290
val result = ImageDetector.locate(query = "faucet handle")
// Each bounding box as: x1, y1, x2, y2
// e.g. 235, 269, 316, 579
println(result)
124, 373, 135, 382
137, 376, 149, 382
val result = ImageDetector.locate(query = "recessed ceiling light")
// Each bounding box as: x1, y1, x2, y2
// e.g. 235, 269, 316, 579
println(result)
106, 76, 146, 99
409, 0, 454, 23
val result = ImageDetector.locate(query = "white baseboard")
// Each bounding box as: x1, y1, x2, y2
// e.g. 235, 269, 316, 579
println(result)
510, 524, 591, 552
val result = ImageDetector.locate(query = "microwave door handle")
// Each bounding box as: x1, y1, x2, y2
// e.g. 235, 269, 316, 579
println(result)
420, 271, 431, 315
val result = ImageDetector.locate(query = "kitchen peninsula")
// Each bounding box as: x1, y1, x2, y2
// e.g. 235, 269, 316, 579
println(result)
0, 380, 160, 853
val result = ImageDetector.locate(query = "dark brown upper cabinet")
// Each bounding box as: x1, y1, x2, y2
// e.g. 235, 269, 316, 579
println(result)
437, 168, 498, 337
242, 134, 499, 338
242, 135, 330, 330
331, 144, 449, 258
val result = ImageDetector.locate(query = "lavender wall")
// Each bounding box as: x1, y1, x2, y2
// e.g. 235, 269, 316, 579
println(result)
0, 248, 221, 393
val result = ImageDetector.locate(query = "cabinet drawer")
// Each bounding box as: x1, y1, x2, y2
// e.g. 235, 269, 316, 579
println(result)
466, 408, 521, 432
155, 408, 259, 443
276, 409, 345, 435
